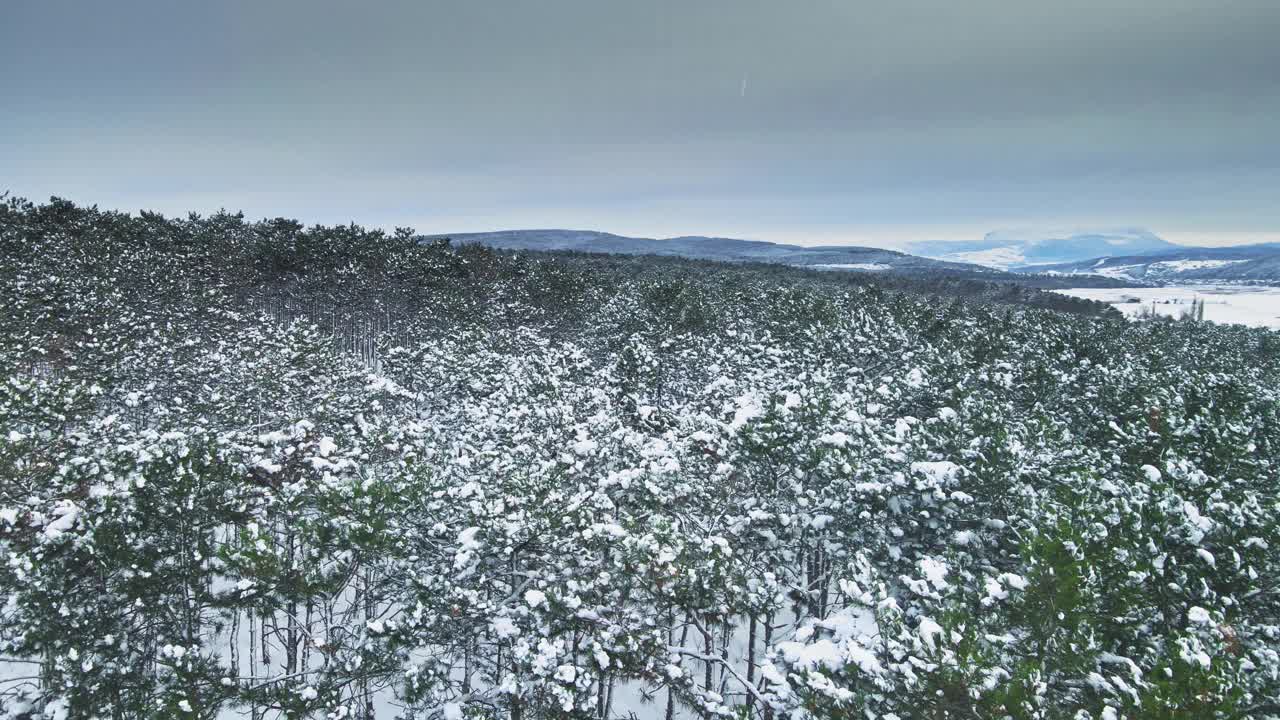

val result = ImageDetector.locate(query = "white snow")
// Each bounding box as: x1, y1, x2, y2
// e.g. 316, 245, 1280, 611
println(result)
982, 573, 1029, 606
45, 697, 70, 720
917, 557, 950, 591
1054, 260, 1247, 281
1091, 264, 1145, 280
775, 637, 883, 677
811, 263, 892, 271
42, 501, 81, 540
1187, 606, 1212, 625
728, 392, 765, 431
491, 616, 519, 639
454, 526, 483, 571
983, 576, 1009, 603
911, 461, 962, 485
254, 459, 283, 474
1054, 285, 1280, 329
1150, 259, 1247, 272
1182, 502, 1214, 544
917, 617, 945, 650
942, 247, 1026, 269
456, 526, 481, 551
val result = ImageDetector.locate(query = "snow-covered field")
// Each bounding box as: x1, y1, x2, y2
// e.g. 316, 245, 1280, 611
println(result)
1054, 285, 1280, 329
811, 263, 892, 271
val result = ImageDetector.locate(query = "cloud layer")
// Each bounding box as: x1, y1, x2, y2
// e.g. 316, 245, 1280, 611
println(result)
5, 1, 1278, 246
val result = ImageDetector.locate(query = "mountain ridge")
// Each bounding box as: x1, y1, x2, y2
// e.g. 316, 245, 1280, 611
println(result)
1013, 244, 1280, 283
425, 229, 992, 274
424, 228, 1280, 285
909, 228, 1180, 269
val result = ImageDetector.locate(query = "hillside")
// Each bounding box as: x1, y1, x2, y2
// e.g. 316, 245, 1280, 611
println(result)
2, 197, 1279, 719
428, 229, 1135, 289
1017, 244, 1280, 283
430, 229, 970, 272
911, 228, 1179, 269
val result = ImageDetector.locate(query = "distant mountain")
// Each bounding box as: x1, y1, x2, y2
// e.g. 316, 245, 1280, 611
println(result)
911, 228, 1179, 269
427, 229, 998, 275
1014, 244, 1280, 283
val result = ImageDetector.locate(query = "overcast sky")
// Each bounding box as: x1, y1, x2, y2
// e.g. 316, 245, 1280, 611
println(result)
4, 1, 1278, 247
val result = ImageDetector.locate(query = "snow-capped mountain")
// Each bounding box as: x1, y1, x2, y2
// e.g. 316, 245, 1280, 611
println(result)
1014, 244, 1280, 283
910, 228, 1178, 269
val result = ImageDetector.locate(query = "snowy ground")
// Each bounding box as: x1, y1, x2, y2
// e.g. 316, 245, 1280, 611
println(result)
812, 263, 892, 271
1054, 285, 1280, 329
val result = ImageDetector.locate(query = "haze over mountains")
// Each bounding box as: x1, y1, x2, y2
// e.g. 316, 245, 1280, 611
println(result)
429, 229, 992, 275
433, 228, 1280, 284
909, 228, 1178, 269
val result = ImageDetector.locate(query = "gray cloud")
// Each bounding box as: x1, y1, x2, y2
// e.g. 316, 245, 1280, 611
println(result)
4, 0, 1278, 246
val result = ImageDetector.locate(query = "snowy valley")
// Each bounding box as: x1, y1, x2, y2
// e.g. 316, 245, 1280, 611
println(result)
1055, 285, 1280, 329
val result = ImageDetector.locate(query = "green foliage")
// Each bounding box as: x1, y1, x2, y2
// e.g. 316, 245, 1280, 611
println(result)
0, 197, 1277, 719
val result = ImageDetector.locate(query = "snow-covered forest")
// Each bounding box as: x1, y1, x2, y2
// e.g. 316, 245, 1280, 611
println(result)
2, 196, 1278, 719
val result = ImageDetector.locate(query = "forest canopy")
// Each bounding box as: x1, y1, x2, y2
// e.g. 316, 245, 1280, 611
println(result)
1, 196, 1278, 719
